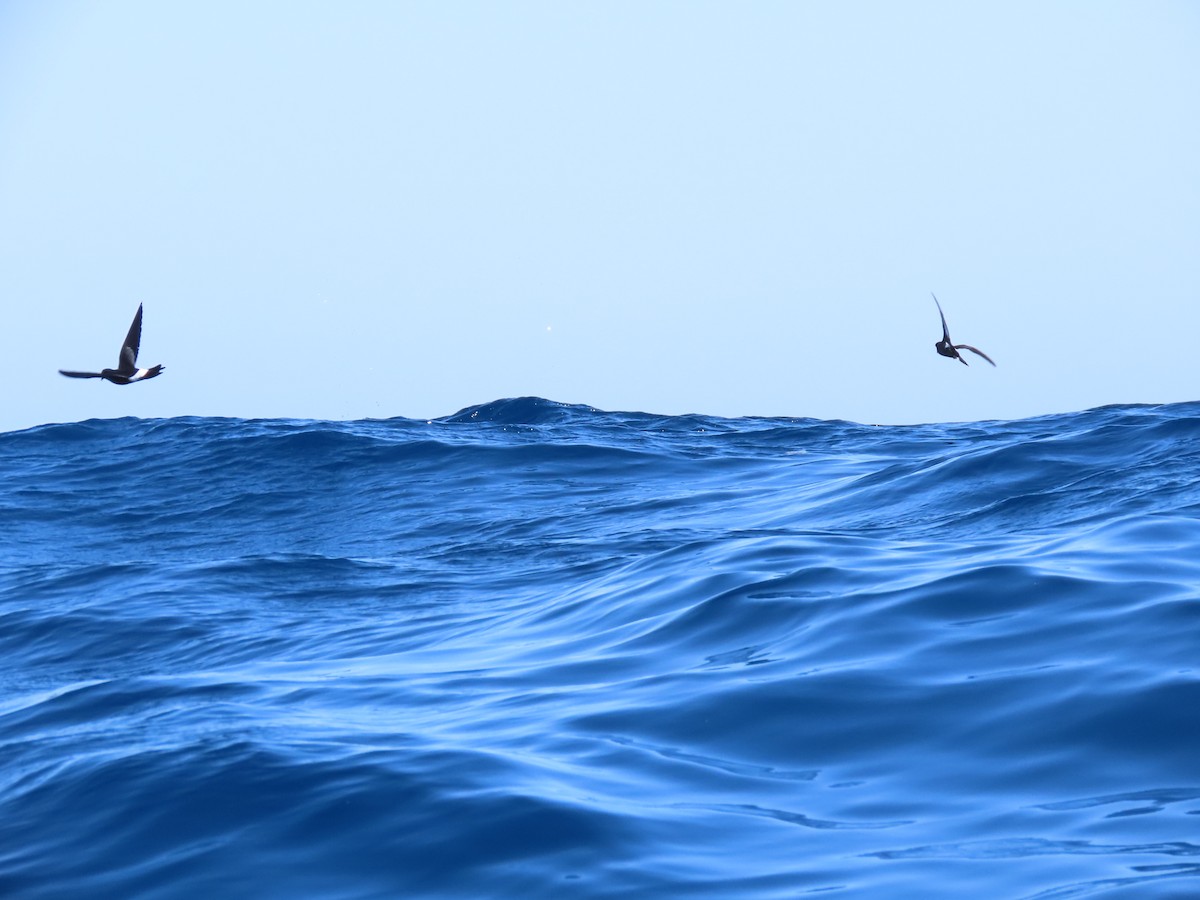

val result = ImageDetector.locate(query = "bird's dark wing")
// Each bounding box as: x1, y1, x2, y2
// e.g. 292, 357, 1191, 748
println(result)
59, 370, 104, 379
932, 293, 951, 342
955, 344, 996, 367
117, 304, 144, 375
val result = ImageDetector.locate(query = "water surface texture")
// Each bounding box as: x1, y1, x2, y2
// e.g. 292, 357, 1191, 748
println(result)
2, 398, 1199, 898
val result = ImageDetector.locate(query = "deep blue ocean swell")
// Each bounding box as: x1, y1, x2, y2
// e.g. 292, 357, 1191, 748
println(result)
2, 398, 1199, 898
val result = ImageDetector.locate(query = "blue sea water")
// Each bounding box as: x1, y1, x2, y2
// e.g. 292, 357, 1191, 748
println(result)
1, 397, 1198, 899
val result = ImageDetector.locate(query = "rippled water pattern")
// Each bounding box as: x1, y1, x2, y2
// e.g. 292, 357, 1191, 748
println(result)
2, 398, 1199, 898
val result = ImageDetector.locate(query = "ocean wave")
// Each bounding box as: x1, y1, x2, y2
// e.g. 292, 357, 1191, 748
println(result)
2, 399, 1198, 897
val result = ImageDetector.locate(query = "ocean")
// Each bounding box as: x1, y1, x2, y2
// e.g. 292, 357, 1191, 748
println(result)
1, 397, 1198, 899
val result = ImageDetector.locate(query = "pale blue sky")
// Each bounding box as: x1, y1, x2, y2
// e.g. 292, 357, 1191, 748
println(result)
2, 2, 1197, 432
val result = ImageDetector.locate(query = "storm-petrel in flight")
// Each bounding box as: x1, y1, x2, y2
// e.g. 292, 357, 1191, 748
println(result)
59, 303, 165, 384
932, 294, 995, 367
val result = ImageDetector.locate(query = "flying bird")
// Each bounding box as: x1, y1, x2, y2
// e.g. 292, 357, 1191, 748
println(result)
59, 303, 165, 384
932, 294, 995, 367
